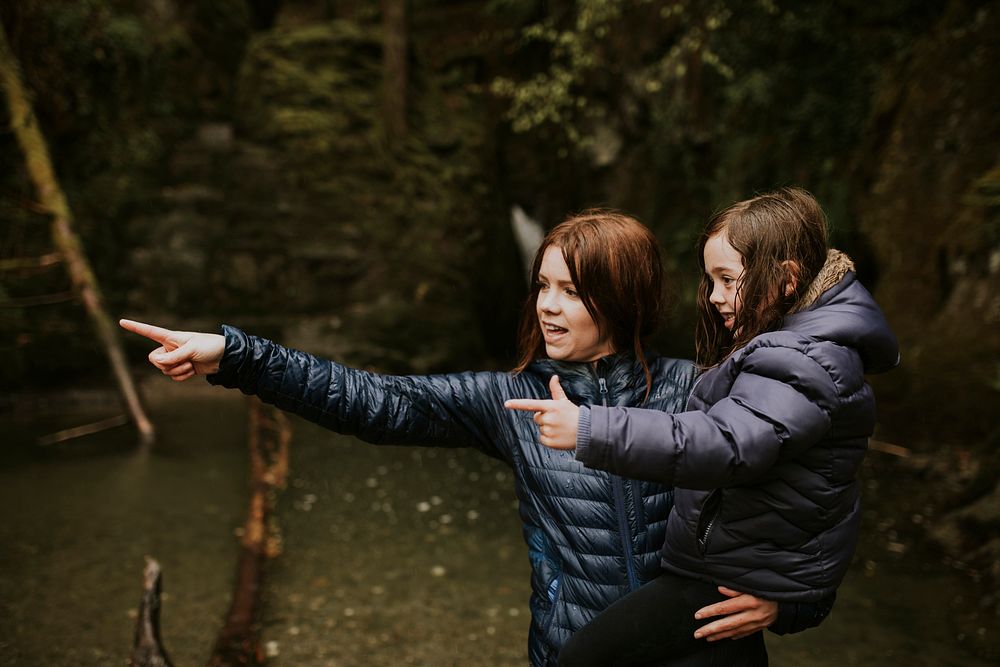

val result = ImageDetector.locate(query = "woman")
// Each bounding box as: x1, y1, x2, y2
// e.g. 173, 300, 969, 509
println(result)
122, 210, 820, 665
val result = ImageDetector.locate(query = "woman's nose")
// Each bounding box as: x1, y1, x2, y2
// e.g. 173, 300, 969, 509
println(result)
539, 291, 560, 313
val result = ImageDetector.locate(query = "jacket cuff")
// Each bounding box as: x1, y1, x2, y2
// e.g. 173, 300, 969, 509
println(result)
575, 405, 592, 456
769, 601, 799, 636
769, 592, 836, 635
576, 405, 593, 465
206, 324, 250, 389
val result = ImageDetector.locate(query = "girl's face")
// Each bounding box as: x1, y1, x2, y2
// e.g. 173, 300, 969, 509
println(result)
536, 246, 613, 362
703, 231, 745, 330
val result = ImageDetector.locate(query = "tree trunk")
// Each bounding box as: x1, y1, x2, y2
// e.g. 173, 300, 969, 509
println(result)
0, 25, 155, 445
246, 0, 282, 31
381, 0, 408, 140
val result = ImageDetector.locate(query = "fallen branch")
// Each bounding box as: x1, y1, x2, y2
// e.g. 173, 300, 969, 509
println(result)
0, 25, 155, 445
128, 557, 175, 667
207, 398, 291, 667
125, 401, 291, 666
0, 251, 63, 272
37, 414, 129, 446
869, 439, 911, 458
0, 290, 76, 308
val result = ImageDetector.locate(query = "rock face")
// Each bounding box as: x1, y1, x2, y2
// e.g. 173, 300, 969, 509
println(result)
127, 21, 521, 373
857, 1, 1000, 446
855, 1, 1000, 629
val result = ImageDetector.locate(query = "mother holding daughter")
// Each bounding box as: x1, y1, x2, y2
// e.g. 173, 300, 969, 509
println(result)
511, 188, 898, 666
122, 193, 853, 665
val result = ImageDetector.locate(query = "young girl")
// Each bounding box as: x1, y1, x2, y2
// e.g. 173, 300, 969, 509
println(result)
507, 188, 899, 665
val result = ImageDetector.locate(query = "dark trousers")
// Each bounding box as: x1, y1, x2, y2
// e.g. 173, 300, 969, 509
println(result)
557, 572, 768, 667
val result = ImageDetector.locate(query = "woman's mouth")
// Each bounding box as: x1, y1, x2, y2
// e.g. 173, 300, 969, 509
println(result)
542, 322, 568, 341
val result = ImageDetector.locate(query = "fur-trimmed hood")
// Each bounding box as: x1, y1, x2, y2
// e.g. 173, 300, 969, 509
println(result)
784, 249, 899, 374
789, 249, 856, 314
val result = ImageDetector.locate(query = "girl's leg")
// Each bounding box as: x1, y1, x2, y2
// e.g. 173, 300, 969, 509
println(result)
557, 572, 729, 667
668, 631, 768, 667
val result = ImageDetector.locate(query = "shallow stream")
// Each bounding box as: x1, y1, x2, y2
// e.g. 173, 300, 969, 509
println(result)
0, 381, 993, 666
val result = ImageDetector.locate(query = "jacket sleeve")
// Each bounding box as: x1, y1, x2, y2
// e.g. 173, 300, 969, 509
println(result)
771, 593, 837, 635
207, 325, 509, 459
577, 341, 840, 488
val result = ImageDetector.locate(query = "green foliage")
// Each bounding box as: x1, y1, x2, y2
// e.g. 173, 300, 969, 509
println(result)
1, 1, 184, 235
488, 0, 946, 251
237, 22, 381, 169
968, 163, 1000, 210
484, 0, 541, 24
490, 1, 735, 149
0, 1, 186, 388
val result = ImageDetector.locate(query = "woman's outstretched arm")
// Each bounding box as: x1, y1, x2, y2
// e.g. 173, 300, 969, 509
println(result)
120, 319, 511, 458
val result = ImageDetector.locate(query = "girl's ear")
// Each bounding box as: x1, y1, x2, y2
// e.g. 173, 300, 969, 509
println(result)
781, 260, 800, 297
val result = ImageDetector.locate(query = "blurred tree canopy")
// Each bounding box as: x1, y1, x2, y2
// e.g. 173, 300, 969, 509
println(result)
1, 0, 994, 416
488, 0, 945, 239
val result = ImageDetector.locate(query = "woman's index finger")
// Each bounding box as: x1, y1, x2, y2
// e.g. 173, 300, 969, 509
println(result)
119, 318, 173, 344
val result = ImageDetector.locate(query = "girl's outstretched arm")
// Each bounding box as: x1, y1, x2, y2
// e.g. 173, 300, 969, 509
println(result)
575, 343, 840, 488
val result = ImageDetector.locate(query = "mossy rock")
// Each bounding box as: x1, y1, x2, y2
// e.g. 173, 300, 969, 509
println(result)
236, 21, 381, 160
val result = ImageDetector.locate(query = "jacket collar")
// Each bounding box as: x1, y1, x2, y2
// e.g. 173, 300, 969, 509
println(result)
787, 249, 855, 315
528, 353, 645, 403
782, 249, 899, 374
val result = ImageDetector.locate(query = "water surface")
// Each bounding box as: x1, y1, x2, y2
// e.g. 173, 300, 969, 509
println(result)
0, 383, 992, 666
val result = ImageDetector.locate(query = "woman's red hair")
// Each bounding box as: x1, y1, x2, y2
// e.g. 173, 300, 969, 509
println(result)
512, 210, 666, 399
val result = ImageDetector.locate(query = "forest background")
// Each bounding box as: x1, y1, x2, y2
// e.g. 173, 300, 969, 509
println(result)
1, 0, 997, 664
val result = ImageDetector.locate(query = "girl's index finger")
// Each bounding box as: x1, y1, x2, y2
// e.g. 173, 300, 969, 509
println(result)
504, 399, 555, 412
119, 318, 174, 344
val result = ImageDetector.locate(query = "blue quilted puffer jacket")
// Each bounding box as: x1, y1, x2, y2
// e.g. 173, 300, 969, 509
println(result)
207, 328, 694, 665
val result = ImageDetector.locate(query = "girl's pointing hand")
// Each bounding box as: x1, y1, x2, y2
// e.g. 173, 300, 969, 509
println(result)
505, 375, 579, 450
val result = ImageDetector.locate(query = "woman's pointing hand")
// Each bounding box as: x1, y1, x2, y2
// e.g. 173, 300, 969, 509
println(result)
119, 318, 225, 381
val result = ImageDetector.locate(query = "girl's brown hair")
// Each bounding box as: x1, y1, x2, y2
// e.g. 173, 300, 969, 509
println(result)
695, 187, 829, 366
513, 210, 666, 399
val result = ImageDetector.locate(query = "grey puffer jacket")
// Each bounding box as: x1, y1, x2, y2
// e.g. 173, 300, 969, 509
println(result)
207, 331, 693, 665
577, 251, 899, 602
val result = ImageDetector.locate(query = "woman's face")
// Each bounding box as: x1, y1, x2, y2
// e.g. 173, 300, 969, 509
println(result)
536, 246, 613, 362
703, 231, 745, 330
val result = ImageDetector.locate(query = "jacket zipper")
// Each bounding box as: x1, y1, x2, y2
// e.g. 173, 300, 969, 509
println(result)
697, 489, 723, 556
600, 375, 640, 590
